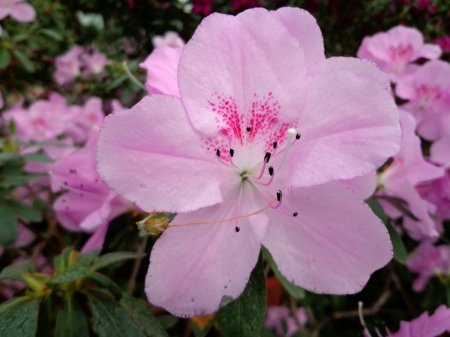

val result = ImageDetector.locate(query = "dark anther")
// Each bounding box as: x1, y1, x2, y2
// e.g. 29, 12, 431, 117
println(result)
235, 227, 240, 232
273, 140, 277, 149
296, 133, 301, 140
264, 151, 271, 163
276, 190, 282, 202
80, 184, 83, 188
69, 169, 76, 173
293, 211, 298, 217
64, 181, 68, 186
216, 149, 221, 157
268, 166, 274, 176
246, 126, 251, 132
229, 148, 234, 157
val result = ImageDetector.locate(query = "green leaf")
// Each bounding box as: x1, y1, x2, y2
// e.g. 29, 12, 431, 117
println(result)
54, 297, 89, 337
35, 294, 52, 337
12, 33, 29, 43
0, 297, 41, 337
106, 75, 127, 91
262, 246, 305, 299
0, 49, 11, 68
120, 293, 169, 337
47, 263, 90, 286
0, 260, 35, 282
156, 315, 178, 329
77, 249, 100, 266
91, 251, 146, 271
0, 201, 18, 246
33, 198, 49, 211
40, 28, 63, 41
87, 293, 147, 337
47, 266, 90, 286
21, 152, 53, 163
0, 174, 43, 188
8, 120, 16, 136
385, 220, 407, 264
53, 247, 74, 273
5, 200, 42, 222
87, 272, 123, 300
367, 198, 407, 264
0, 153, 20, 165
12, 50, 35, 73
216, 255, 266, 337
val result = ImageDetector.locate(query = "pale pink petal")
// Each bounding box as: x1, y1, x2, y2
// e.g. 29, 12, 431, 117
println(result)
307, 57, 390, 89
338, 171, 378, 200
430, 137, 450, 165
10, 2, 36, 22
81, 223, 109, 253
270, 7, 324, 67
139, 46, 182, 96
289, 70, 400, 187
178, 9, 306, 137
14, 224, 35, 248
263, 182, 392, 294
98, 95, 231, 213
145, 187, 268, 317
417, 43, 442, 60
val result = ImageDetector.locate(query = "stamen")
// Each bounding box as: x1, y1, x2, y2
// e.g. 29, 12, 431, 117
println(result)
246, 126, 251, 132
277, 128, 296, 172
216, 149, 221, 157
273, 140, 277, 149
255, 152, 271, 180
277, 190, 282, 202
296, 133, 301, 140
293, 211, 298, 217
229, 148, 234, 157
235, 185, 243, 233
260, 166, 275, 186
229, 148, 238, 168
235, 227, 240, 232
358, 302, 372, 337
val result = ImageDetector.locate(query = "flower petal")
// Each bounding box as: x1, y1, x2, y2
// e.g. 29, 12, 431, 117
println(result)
270, 7, 324, 67
289, 70, 400, 187
263, 182, 392, 294
145, 187, 268, 317
97, 95, 230, 213
431, 136, 450, 165
178, 8, 306, 137
307, 57, 390, 90
338, 171, 377, 200
10, 2, 36, 22
139, 46, 182, 97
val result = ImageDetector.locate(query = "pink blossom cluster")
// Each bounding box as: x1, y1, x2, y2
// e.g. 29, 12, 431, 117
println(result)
358, 26, 450, 291
54, 45, 111, 86
265, 306, 307, 336
1, 94, 131, 252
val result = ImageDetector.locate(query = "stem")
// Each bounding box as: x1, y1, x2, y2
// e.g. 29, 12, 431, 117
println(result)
122, 61, 147, 91
127, 236, 149, 295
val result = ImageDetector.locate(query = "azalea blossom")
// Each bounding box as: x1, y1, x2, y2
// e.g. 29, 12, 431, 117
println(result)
152, 31, 185, 48
396, 60, 450, 141
265, 306, 307, 337
0, 0, 35, 36
377, 110, 444, 240
406, 242, 450, 291
435, 36, 450, 52
54, 45, 84, 85
81, 49, 111, 77
191, 0, 214, 16
98, 8, 401, 317
51, 132, 131, 252
360, 303, 450, 336
357, 25, 442, 82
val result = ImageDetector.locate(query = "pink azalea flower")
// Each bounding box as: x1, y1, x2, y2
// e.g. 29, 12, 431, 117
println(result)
139, 46, 183, 96
360, 303, 450, 336
152, 31, 185, 48
435, 36, 450, 52
51, 132, 131, 252
81, 49, 111, 77
430, 136, 450, 166
378, 110, 444, 240
67, 97, 105, 143
0, 224, 35, 258
53, 45, 84, 86
191, 0, 214, 16
416, 170, 450, 221
396, 60, 450, 141
98, 8, 401, 317
0, 0, 36, 23
357, 25, 442, 82
406, 242, 450, 291
265, 306, 307, 337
